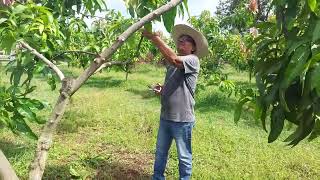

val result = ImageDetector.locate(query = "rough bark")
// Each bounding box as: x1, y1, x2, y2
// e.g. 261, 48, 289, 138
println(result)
28, 78, 74, 180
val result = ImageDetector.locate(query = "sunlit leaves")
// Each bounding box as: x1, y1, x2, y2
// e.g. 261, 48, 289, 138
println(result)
124, 0, 188, 32
162, 6, 177, 32
308, 0, 317, 12
0, 3, 62, 55
36, 0, 107, 17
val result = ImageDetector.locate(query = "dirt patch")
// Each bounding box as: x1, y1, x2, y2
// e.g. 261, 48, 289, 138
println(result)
93, 143, 154, 179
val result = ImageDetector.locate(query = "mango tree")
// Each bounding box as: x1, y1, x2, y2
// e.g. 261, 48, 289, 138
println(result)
0, 0, 188, 179
235, 0, 320, 146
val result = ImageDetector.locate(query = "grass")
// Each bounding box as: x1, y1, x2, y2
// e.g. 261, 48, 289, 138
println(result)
0, 63, 320, 179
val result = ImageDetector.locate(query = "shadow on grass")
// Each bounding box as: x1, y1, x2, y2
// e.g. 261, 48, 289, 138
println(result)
0, 140, 32, 159
84, 76, 124, 89
196, 91, 235, 113
43, 164, 71, 179
83, 155, 152, 180
196, 91, 260, 128
57, 109, 96, 134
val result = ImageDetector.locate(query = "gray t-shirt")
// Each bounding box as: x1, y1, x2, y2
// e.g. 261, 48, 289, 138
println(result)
160, 54, 200, 122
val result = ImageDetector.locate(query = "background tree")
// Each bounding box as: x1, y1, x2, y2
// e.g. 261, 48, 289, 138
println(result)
216, 0, 272, 32
189, 10, 252, 95
235, 0, 320, 146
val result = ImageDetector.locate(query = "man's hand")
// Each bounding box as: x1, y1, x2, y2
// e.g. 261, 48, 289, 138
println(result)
142, 29, 182, 68
142, 29, 160, 40
149, 83, 163, 95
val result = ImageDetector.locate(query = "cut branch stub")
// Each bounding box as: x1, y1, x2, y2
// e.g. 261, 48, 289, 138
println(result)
60, 77, 76, 97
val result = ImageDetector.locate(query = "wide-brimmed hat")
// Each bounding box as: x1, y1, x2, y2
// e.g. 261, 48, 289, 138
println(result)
172, 24, 209, 58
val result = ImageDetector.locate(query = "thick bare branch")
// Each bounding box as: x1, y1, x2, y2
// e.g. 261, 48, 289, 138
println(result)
29, 78, 74, 180
19, 41, 65, 81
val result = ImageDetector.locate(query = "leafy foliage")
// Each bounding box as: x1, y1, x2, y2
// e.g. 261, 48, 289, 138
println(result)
190, 11, 250, 95
124, 0, 189, 32
0, 0, 186, 140
0, 85, 45, 139
235, 0, 320, 145
216, 0, 271, 32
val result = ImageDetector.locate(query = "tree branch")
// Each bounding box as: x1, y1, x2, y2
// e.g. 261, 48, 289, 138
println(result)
51, 50, 98, 61
71, 0, 183, 95
19, 41, 65, 81
28, 1, 183, 179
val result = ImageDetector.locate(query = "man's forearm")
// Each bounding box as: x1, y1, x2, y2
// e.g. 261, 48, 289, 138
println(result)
151, 36, 183, 68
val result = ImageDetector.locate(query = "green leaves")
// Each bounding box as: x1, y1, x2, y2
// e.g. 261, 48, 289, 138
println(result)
12, 4, 27, 14
0, 18, 7, 24
162, 7, 177, 32
234, 96, 251, 124
124, 0, 184, 32
182, 0, 190, 17
0, 3, 56, 141
282, 45, 310, 89
285, 108, 315, 146
248, 0, 320, 145
310, 64, 320, 95
0, 30, 16, 53
279, 45, 311, 111
308, 0, 317, 12
0, 86, 46, 140
268, 105, 285, 143
144, 23, 152, 32
234, 88, 255, 124
312, 19, 320, 42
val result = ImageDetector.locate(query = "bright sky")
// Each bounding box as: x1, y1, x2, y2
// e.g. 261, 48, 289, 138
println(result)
87, 0, 218, 36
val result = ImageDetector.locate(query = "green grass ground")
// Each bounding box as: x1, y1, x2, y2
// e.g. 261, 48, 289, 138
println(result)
1, 64, 320, 179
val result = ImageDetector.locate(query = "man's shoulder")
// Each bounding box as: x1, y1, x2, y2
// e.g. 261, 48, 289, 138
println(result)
178, 54, 199, 60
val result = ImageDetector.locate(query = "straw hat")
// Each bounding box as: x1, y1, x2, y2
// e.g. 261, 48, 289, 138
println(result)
172, 24, 209, 58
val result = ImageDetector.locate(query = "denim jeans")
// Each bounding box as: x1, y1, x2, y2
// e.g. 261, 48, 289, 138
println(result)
152, 119, 195, 180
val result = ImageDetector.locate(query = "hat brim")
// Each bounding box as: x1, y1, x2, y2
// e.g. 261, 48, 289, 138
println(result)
172, 24, 209, 58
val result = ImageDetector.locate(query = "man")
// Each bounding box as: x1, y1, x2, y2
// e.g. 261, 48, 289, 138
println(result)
143, 24, 208, 180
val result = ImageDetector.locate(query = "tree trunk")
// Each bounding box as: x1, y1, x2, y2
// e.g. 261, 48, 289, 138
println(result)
28, 78, 73, 180
0, 150, 19, 180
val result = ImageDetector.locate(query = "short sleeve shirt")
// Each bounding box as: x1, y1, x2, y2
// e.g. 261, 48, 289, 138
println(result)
160, 54, 200, 122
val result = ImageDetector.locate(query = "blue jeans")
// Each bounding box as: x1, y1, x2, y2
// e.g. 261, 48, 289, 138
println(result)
152, 119, 195, 180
